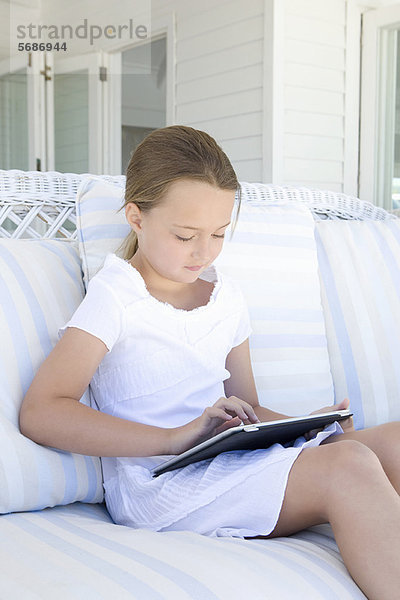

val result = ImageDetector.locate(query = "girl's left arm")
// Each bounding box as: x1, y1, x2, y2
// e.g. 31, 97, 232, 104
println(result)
224, 338, 354, 430
224, 338, 290, 422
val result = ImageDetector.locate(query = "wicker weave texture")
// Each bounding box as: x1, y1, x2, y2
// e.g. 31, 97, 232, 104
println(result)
239, 182, 395, 221
0, 170, 124, 240
0, 170, 397, 240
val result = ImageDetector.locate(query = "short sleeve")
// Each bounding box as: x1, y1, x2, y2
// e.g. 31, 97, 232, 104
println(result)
58, 276, 125, 352
231, 284, 253, 348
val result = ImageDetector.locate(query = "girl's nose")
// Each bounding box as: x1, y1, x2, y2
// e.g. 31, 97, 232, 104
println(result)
191, 238, 211, 262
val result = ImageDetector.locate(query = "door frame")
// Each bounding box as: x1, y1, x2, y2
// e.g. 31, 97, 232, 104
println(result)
360, 4, 400, 207
105, 12, 176, 175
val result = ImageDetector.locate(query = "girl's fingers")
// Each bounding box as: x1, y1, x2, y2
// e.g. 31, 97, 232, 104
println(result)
208, 407, 235, 422
214, 416, 242, 435
216, 397, 259, 424
226, 403, 257, 423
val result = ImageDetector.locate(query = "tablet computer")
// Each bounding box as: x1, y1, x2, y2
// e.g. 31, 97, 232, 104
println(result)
151, 409, 352, 477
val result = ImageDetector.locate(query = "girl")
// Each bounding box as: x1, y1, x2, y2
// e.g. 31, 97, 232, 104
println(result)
20, 126, 400, 600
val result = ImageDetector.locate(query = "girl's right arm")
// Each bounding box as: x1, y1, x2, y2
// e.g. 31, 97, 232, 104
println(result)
19, 328, 174, 457
19, 328, 258, 457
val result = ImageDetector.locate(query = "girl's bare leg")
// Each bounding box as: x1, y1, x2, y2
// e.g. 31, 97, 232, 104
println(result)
246, 439, 400, 600
321, 421, 400, 492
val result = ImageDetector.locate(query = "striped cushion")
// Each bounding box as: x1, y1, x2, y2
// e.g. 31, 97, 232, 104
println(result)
214, 203, 334, 416
76, 176, 128, 288
0, 240, 103, 513
75, 177, 334, 417
315, 219, 400, 430
0, 502, 365, 599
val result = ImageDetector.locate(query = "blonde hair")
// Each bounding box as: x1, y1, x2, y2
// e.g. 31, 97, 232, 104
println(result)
115, 125, 241, 261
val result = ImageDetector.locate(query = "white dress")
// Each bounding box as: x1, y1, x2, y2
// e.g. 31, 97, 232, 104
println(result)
58, 253, 342, 539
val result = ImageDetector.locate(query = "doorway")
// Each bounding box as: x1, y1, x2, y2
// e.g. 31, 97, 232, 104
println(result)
360, 4, 400, 210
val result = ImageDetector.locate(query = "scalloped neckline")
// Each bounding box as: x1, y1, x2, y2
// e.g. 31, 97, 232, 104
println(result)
109, 254, 221, 315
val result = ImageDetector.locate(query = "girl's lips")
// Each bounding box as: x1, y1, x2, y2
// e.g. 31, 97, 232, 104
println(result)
185, 265, 203, 271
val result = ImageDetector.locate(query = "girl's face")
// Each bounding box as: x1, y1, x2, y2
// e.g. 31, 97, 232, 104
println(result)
125, 178, 235, 289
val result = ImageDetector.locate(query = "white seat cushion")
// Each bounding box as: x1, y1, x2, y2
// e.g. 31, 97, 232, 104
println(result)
0, 502, 365, 599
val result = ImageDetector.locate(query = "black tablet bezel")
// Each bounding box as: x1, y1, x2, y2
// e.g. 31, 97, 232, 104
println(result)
151, 409, 352, 477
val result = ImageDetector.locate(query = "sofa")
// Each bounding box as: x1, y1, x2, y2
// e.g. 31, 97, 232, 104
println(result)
1, 168, 399, 600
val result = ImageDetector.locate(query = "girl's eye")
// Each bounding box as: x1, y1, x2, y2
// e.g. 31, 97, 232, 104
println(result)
175, 234, 225, 242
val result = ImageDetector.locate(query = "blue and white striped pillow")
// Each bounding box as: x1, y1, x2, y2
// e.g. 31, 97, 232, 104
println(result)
76, 176, 128, 288
315, 219, 400, 430
76, 178, 335, 417
0, 240, 103, 513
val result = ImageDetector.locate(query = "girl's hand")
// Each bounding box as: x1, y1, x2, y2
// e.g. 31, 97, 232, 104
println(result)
304, 397, 355, 440
170, 396, 260, 455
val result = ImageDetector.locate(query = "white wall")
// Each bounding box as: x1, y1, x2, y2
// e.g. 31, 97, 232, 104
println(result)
281, 0, 348, 192
158, 0, 362, 191
172, 0, 264, 182
2, 0, 376, 192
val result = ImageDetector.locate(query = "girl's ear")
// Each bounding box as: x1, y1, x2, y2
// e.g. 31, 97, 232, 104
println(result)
125, 203, 142, 232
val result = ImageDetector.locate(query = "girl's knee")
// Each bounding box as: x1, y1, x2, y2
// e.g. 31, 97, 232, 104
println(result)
326, 439, 383, 489
270, 441, 383, 533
